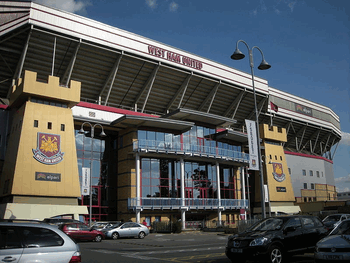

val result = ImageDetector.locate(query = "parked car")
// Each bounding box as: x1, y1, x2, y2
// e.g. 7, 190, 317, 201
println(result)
91, 221, 121, 230
43, 218, 82, 226
315, 219, 350, 262
225, 215, 328, 263
102, 222, 149, 239
59, 222, 105, 242
322, 214, 350, 231
0, 221, 81, 263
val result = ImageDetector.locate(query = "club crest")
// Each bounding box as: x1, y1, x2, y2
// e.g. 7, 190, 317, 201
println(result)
272, 162, 286, 182
33, 132, 64, 165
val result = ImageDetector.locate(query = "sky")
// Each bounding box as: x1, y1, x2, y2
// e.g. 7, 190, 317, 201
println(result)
33, 0, 350, 191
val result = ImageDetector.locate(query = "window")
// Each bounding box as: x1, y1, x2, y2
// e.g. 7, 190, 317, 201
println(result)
311, 183, 315, 190
0, 227, 22, 249
302, 170, 306, 176
48, 122, 52, 129
309, 170, 313, 176
316, 171, 320, 177
280, 156, 282, 161
34, 120, 38, 127
304, 183, 307, 189
288, 168, 291, 175
17, 226, 64, 247
61, 124, 65, 131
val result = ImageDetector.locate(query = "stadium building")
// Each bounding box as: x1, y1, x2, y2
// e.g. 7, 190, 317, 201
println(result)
0, 1, 341, 226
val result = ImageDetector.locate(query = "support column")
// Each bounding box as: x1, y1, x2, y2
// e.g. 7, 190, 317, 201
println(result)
216, 161, 222, 226
136, 153, 141, 223
241, 167, 247, 220
180, 158, 186, 230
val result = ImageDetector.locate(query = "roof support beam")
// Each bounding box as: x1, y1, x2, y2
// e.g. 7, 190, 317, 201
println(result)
134, 63, 160, 107
198, 80, 220, 112
321, 133, 332, 155
297, 126, 307, 152
140, 63, 160, 113
223, 90, 245, 118
98, 52, 123, 106
62, 40, 81, 86
166, 73, 192, 113
240, 97, 267, 126
9, 26, 32, 98
312, 130, 321, 153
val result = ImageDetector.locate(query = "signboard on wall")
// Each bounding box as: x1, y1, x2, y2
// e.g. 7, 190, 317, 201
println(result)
32, 133, 64, 165
245, 120, 259, 171
35, 172, 61, 182
295, 104, 312, 116
81, 167, 90, 196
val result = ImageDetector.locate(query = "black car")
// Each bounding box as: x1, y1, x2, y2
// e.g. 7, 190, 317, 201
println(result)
225, 215, 328, 263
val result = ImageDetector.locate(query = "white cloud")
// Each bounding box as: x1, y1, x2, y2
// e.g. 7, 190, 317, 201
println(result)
340, 132, 350, 146
169, 1, 179, 12
34, 0, 91, 13
288, 0, 297, 12
146, 0, 157, 9
335, 174, 350, 192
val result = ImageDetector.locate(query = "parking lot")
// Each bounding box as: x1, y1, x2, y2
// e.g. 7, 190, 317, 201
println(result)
78, 232, 316, 263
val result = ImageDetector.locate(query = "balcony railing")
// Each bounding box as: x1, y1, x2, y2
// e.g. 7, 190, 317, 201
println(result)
133, 139, 249, 163
128, 197, 248, 210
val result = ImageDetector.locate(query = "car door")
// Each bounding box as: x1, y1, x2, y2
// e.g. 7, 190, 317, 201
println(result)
300, 216, 319, 249
282, 217, 304, 252
78, 223, 93, 240
65, 223, 80, 240
17, 226, 74, 263
129, 223, 141, 237
0, 226, 23, 263
118, 223, 133, 237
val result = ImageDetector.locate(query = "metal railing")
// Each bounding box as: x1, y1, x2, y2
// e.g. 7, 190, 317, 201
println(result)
133, 139, 249, 163
128, 197, 248, 210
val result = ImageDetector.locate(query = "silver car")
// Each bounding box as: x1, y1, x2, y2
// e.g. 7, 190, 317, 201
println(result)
315, 219, 350, 262
0, 221, 81, 263
102, 222, 149, 239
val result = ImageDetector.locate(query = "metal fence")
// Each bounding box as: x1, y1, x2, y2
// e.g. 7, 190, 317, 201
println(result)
133, 139, 249, 163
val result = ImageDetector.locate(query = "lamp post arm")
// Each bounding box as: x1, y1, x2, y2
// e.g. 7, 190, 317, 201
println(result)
252, 46, 267, 62
236, 39, 250, 51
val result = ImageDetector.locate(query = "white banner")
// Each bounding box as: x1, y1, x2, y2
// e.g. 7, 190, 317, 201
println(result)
81, 167, 90, 196
245, 120, 259, 171
264, 184, 269, 203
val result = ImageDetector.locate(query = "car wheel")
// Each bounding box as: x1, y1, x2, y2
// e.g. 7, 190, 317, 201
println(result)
267, 244, 284, 263
94, 235, 102, 242
138, 231, 145, 239
112, 232, 119, 240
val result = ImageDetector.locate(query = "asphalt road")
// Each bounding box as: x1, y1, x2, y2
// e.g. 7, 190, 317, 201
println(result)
78, 232, 316, 263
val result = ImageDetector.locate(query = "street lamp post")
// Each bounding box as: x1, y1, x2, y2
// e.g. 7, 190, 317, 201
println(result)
231, 40, 271, 218
79, 122, 106, 226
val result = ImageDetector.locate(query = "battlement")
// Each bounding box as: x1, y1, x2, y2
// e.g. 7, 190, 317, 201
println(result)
10, 70, 81, 108
260, 124, 287, 143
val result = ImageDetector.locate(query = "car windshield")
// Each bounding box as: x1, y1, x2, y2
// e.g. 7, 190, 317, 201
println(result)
249, 218, 284, 231
330, 221, 350, 235
107, 223, 123, 229
323, 215, 342, 222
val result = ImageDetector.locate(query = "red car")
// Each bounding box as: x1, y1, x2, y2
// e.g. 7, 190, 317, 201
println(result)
59, 222, 105, 242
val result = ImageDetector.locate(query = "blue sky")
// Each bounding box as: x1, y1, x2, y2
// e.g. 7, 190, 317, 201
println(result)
34, 0, 350, 191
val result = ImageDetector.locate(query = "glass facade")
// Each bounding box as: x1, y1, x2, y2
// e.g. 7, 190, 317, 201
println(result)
139, 125, 241, 202
75, 130, 116, 221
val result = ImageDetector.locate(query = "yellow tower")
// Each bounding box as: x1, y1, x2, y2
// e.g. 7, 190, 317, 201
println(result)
0, 71, 87, 220
260, 124, 300, 215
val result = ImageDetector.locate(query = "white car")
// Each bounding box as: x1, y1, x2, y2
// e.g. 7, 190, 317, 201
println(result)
102, 222, 149, 239
0, 221, 81, 263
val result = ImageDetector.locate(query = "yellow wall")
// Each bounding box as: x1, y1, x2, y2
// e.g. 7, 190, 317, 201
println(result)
0, 71, 81, 199
261, 124, 295, 202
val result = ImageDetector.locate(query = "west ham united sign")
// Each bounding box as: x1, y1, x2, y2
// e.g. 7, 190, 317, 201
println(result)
272, 162, 286, 182
33, 132, 64, 165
